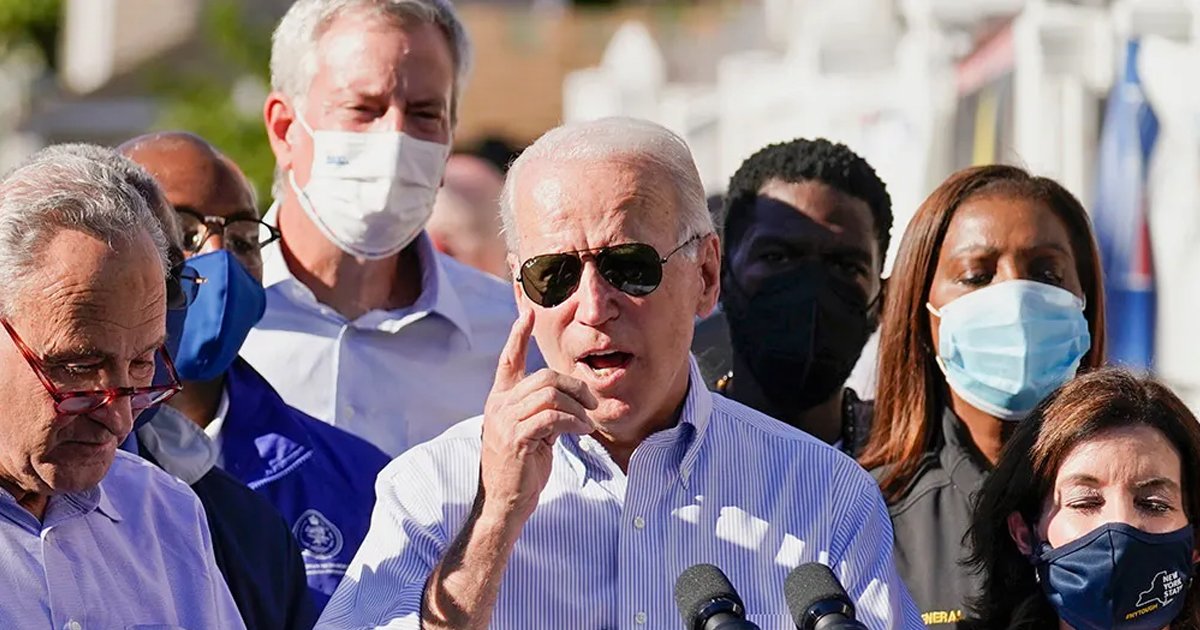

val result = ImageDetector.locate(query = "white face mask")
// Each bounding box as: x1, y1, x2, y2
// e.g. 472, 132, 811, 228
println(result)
288, 113, 450, 259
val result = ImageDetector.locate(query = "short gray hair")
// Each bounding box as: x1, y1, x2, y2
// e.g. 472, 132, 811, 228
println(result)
270, 0, 472, 117
499, 117, 713, 254
0, 144, 172, 317
55, 143, 183, 253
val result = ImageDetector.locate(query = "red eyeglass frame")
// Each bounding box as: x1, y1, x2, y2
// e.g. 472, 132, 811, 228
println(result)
1, 319, 183, 415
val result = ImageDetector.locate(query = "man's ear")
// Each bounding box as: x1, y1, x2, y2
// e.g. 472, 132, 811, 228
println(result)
1008, 511, 1036, 556
264, 92, 298, 175
696, 234, 721, 319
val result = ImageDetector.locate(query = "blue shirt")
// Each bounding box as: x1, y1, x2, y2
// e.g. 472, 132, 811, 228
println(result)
317, 359, 922, 630
0, 450, 246, 629
242, 221, 543, 456
218, 358, 391, 612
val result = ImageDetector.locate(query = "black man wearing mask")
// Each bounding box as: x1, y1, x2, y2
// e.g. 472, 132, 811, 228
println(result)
693, 138, 891, 455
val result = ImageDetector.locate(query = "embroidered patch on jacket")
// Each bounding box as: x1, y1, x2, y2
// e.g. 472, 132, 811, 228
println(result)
292, 509, 344, 559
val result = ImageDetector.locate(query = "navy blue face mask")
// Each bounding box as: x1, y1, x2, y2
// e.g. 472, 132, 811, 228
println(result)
175, 249, 266, 382
1035, 522, 1194, 630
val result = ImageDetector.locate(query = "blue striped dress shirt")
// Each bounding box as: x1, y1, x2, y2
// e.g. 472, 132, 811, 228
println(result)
317, 358, 922, 629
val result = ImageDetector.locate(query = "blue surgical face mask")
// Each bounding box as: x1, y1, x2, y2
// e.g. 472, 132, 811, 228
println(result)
1035, 522, 1194, 630
175, 250, 266, 381
927, 279, 1091, 421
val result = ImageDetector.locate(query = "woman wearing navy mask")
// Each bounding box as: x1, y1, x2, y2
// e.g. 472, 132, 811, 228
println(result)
858, 164, 1107, 626
966, 368, 1200, 629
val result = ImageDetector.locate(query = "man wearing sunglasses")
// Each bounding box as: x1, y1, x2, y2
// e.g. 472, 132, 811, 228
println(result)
0, 145, 245, 628
318, 118, 920, 629
123, 131, 391, 615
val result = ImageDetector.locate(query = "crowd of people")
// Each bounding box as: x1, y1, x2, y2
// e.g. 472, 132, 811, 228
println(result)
1, 0, 1197, 629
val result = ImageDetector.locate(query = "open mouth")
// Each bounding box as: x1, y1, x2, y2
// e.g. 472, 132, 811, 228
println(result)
580, 350, 633, 372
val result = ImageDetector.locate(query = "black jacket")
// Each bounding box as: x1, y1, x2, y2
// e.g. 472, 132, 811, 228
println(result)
139, 446, 319, 630
871, 409, 989, 627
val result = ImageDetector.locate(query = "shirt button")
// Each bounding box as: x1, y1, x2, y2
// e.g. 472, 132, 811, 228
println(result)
64, 621, 82, 630
633, 516, 646, 530
342, 406, 354, 420
635, 611, 647, 625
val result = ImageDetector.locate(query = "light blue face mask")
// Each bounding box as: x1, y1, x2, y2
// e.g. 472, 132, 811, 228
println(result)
927, 279, 1091, 421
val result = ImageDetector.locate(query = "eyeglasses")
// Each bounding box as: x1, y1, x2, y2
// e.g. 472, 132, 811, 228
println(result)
516, 234, 705, 308
176, 209, 281, 257
1, 320, 182, 415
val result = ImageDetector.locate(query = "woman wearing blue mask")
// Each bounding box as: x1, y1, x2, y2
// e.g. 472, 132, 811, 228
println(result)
858, 164, 1107, 626
965, 368, 1200, 629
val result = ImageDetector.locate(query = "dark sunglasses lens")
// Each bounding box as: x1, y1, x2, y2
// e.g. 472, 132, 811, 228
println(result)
597, 243, 662, 296
521, 254, 582, 307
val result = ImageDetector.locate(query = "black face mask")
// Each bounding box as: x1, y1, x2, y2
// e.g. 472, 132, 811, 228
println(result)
722, 260, 877, 416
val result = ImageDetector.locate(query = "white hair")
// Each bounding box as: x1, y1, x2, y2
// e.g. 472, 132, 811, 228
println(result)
0, 144, 172, 317
57, 142, 183, 252
270, 0, 471, 114
499, 117, 713, 255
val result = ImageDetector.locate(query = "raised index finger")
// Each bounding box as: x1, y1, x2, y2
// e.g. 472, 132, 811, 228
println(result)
492, 305, 534, 392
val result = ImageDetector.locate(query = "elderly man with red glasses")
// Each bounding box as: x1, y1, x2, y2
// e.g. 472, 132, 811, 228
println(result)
318, 118, 922, 630
0, 145, 245, 629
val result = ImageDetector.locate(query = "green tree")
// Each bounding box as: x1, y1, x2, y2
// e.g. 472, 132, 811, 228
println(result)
149, 0, 276, 209
0, 0, 62, 68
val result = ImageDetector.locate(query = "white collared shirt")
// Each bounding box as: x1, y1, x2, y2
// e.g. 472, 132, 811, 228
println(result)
202, 387, 231, 467
241, 208, 540, 456
316, 358, 922, 629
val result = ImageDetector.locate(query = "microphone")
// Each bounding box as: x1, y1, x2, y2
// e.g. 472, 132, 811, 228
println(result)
785, 563, 868, 630
674, 563, 762, 630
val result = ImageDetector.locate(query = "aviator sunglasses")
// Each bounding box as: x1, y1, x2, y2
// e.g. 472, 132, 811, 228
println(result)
517, 234, 704, 308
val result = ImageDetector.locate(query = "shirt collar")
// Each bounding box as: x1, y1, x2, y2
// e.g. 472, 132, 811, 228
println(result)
260, 200, 474, 342
0, 481, 122, 529
560, 355, 713, 488
203, 388, 230, 442
134, 405, 219, 486
91, 482, 123, 523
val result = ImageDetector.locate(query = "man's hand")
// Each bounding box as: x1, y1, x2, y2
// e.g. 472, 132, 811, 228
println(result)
478, 306, 596, 524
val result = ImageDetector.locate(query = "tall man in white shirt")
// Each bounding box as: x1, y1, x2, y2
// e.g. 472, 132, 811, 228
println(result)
317, 117, 921, 630
244, 0, 538, 456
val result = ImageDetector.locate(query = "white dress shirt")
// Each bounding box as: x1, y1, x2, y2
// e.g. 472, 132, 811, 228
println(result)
202, 387, 230, 467
316, 358, 922, 630
241, 215, 541, 456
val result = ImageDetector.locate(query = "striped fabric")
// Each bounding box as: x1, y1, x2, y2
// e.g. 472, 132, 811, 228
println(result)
317, 358, 922, 629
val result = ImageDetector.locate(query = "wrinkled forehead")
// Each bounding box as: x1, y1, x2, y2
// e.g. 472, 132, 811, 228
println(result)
9, 229, 166, 346
511, 157, 681, 255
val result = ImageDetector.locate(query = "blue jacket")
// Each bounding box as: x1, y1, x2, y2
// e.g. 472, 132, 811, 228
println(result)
135, 419, 319, 630
220, 359, 391, 611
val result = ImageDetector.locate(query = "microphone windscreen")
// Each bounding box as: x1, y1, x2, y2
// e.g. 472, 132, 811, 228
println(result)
785, 562, 855, 628
674, 563, 744, 630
